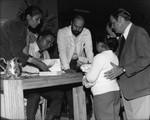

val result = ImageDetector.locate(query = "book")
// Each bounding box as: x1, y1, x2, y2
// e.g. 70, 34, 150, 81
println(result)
39, 71, 62, 76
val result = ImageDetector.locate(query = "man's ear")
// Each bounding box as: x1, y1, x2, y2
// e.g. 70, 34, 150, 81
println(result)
26, 15, 32, 21
118, 16, 124, 24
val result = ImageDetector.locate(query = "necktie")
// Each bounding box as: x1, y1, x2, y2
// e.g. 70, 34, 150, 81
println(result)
118, 35, 125, 60
39, 50, 44, 58
40, 52, 44, 59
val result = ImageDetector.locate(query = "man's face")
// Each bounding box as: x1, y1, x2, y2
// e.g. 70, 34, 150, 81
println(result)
110, 15, 124, 34
71, 18, 84, 37
38, 35, 54, 51
106, 23, 116, 37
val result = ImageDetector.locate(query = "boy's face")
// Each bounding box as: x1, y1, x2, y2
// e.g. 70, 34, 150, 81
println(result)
38, 35, 54, 51
96, 42, 106, 53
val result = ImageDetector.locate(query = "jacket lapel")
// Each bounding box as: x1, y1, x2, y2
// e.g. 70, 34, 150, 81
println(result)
120, 24, 135, 60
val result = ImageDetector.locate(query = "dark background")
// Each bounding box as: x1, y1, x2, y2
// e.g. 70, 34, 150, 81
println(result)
1, 0, 150, 55
58, 0, 150, 36
1, 0, 150, 35
58, 0, 150, 54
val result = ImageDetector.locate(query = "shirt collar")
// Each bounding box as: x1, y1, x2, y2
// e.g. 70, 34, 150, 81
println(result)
123, 22, 132, 39
31, 41, 40, 52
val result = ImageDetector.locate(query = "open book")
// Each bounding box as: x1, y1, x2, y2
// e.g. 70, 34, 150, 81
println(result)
42, 59, 61, 72
39, 59, 62, 76
22, 59, 62, 76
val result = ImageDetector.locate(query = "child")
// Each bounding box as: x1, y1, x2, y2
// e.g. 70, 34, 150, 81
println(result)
81, 36, 120, 120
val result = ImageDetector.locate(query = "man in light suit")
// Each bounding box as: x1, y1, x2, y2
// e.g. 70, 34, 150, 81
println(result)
57, 14, 94, 119
104, 8, 150, 119
57, 15, 94, 73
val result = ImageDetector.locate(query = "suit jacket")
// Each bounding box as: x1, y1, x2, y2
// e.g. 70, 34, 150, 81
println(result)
0, 19, 29, 66
57, 25, 94, 70
118, 24, 150, 100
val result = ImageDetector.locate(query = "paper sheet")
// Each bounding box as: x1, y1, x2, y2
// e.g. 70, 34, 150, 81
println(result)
42, 59, 62, 72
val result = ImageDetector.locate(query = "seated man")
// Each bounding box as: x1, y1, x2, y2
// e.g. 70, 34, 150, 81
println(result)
24, 30, 64, 120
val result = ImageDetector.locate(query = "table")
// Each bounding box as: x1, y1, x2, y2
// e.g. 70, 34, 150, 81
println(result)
1, 73, 87, 120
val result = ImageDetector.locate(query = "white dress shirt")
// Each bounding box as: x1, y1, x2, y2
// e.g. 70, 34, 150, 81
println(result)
29, 41, 50, 59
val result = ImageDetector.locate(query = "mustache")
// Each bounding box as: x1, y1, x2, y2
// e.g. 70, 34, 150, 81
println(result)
73, 30, 80, 33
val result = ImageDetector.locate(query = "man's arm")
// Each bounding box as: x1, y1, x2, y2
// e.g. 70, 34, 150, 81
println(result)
57, 29, 70, 70
84, 29, 94, 63
5, 20, 29, 66
105, 28, 150, 79
104, 62, 125, 80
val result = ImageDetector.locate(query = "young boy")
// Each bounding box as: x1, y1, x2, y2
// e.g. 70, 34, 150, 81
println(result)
81, 36, 120, 120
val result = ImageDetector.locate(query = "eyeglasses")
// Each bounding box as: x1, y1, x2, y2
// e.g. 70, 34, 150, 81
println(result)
43, 37, 54, 46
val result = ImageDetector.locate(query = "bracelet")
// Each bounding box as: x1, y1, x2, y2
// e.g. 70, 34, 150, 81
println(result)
122, 66, 126, 73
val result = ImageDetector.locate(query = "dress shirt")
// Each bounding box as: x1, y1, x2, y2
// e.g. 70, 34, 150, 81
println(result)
28, 41, 50, 59
123, 22, 132, 39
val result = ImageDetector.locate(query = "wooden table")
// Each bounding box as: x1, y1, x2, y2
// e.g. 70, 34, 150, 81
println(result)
1, 73, 87, 120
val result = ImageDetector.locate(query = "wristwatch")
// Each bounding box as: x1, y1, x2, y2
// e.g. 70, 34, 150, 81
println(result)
122, 66, 126, 73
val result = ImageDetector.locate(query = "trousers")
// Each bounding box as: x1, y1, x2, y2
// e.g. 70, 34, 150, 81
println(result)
24, 87, 64, 120
122, 94, 150, 120
93, 91, 120, 120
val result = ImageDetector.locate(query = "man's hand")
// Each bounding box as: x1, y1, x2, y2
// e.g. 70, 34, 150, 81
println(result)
82, 76, 95, 88
104, 62, 124, 80
30, 57, 49, 71
65, 68, 76, 74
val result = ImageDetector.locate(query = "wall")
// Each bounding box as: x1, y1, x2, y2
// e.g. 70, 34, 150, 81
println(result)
0, 0, 22, 20
0, 0, 59, 58
0, 0, 22, 35
0, 0, 58, 32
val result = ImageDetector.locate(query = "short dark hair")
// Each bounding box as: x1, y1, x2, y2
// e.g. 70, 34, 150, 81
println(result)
39, 30, 54, 38
37, 30, 54, 43
111, 8, 131, 21
96, 35, 119, 52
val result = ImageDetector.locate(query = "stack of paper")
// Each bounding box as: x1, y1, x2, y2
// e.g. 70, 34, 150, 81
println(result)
78, 57, 88, 64
80, 64, 91, 73
39, 59, 62, 76
39, 71, 62, 76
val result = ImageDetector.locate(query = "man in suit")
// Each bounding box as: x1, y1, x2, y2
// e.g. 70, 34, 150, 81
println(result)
104, 8, 150, 119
